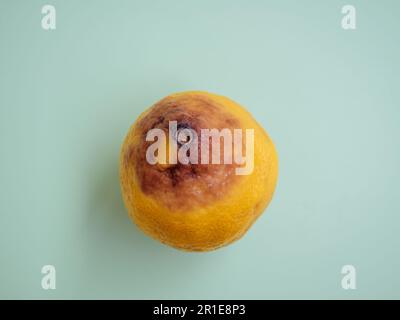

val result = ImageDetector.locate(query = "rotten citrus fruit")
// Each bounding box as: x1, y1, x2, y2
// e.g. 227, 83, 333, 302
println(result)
120, 91, 278, 251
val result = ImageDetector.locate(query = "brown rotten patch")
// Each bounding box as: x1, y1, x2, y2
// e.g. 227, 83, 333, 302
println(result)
124, 93, 242, 211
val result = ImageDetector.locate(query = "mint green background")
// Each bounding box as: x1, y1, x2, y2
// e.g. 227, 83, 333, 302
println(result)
1, 0, 399, 299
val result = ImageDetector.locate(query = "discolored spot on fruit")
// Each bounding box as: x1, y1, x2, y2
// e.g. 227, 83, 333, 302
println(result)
126, 93, 242, 211
225, 117, 239, 127
151, 115, 165, 128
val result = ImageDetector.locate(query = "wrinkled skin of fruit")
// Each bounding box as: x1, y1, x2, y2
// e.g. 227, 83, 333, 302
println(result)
120, 91, 278, 251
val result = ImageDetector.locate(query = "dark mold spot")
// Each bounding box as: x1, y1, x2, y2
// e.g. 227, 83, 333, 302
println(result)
165, 164, 180, 187
152, 116, 165, 128
177, 122, 191, 130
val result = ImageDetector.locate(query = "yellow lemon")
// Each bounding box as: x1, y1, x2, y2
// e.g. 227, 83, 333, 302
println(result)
120, 91, 278, 251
